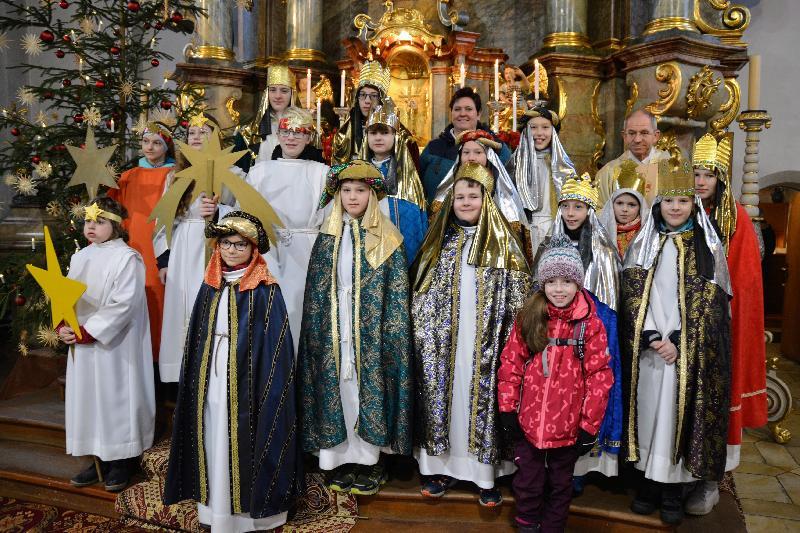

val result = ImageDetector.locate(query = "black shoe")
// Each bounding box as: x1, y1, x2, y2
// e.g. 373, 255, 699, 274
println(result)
70, 462, 101, 487
104, 459, 131, 492
327, 464, 357, 493
631, 478, 660, 515
660, 483, 685, 525
350, 464, 387, 496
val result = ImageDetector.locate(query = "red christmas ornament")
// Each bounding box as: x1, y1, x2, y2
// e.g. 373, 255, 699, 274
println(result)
110, 45, 120, 55
14, 295, 26, 307
31, 155, 41, 164
180, 120, 189, 128
127, 1, 140, 12
59, 0, 69, 8
73, 113, 84, 123
10, 127, 20, 136
154, 22, 162, 30
43, 91, 54, 99
62, 79, 71, 87
170, 11, 183, 23
55, 49, 65, 58
39, 30, 55, 43
54, 144, 66, 151
160, 100, 172, 110
62, 34, 71, 43
150, 58, 160, 67
95, 80, 106, 89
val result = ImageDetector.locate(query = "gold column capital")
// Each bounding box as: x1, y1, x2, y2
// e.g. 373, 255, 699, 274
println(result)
193, 45, 236, 61
283, 47, 326, 63
642, 17, 699, 36
542, 32, 591, 49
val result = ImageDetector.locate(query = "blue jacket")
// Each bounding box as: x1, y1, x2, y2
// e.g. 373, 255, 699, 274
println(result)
588, 292, 622, 455
419, 123, 511, 206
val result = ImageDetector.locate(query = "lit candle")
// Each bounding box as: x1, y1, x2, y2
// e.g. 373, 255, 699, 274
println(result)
0, 273, 4, 284
316, 98, 321, 132
31, 237, 35, 251
748, 54, 761, 109
340, 70, 346, 107
306, 69, 311, 109
494, 59, 500, 101
512, 90, 517, 131
161, 77, 168, 89
534, 59, 540, 101
109, 118, 115, 132
460, 62, 466, 88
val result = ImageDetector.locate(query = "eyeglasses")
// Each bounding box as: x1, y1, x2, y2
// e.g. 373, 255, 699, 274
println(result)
219, 239, 250, 251
358, 93, 380, 103
278, 129, 309, 139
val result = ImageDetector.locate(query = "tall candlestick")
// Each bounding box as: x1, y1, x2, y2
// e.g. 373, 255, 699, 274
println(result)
460, 62, 466, 88
340, 70, 346, 107
512, 90, 517, 131
316, 98, 321, 132
748, 55, 761, 109
494, 59, 500, 101
306, 69, 312, 109
534, 59, 540, 101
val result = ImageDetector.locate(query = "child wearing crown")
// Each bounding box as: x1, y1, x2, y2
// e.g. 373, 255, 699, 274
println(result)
621, 159, 732, 525
298, 160, 413, 496
597, 160, 651, 261
360, 96, 428, 265
58, 196, 155, 493
412, 163, 531, 508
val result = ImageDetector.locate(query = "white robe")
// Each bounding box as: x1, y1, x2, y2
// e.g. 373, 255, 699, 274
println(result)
415, 227, 517, 489
154, 195, 206, 383
65, 239, 155, 461
246, 157, 329, 351
198, 267, 288, 532
254, 116, 280, 165
635, 236, 698, 484
528, 153, 554, 255
317, 218, 392, 470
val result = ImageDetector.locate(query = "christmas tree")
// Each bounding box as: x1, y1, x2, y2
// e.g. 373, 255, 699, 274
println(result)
0, 0, 205, 356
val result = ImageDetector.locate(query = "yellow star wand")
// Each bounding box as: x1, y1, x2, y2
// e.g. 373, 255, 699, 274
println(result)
149, 128, 283, 247
26, 226, 87, 340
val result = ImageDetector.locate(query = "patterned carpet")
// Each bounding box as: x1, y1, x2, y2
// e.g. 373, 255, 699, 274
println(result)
0, 496, 142, 532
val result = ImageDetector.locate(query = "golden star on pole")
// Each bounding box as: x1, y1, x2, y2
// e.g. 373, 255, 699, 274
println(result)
66, 127, 118, 199
26, 226, 87, 340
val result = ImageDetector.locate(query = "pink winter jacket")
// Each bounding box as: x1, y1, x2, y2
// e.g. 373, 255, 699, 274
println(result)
497, 289, 613, 449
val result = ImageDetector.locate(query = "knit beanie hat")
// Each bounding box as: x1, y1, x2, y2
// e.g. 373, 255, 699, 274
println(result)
536, 235, 584, 287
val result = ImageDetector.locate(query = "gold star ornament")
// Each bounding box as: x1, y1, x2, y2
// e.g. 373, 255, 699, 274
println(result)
26, 226, 87, 340
149, 129, 284, 246
66, 127, 118, 198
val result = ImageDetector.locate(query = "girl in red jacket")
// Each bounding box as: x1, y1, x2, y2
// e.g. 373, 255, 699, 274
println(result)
498, 236, 613, 533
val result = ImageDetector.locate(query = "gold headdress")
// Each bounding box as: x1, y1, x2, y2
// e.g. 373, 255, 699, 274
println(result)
455, 129, 502, 152
277, 107, 314, 132
657, 157, 695, 197
357, 60, 391, 95
188, 113, 210, 129
455, 162, 495, 195
366, 96, 400, 130
614, 160, 646, 195
692, 132, 730, 176
267, 64, 296, 88
84, 202, 122, 223
693, 132, 737, 252
559, 173, 599, 211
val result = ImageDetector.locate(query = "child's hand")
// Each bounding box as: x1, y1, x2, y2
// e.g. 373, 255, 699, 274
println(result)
58, 326, 77, 345
198, 194, 219, 218
159, 267, 168, 285
650, 339, 677, 364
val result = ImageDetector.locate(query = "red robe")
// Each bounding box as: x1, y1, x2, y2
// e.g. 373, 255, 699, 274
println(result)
108, 165, 171, 361
725, 202, 768, 444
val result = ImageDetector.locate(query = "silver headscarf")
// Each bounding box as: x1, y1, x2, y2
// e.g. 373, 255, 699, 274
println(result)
623, 195, 732, 296
539, 208, 622, 311
433, 146, 527, 228
598, 188, 651, 260
508, 126, 576, 213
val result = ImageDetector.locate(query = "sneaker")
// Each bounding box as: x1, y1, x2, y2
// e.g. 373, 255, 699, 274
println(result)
685, 481, 719, 515
104, 459, 131, 492
660, 483, 684, 525
70, 462, 101, 487
630, 478, 660, 515
478, 487, 503, 508
420, 475, 458, 498
572, 475, 586, 497
350, 464, 387, 496
327, 464, 357, 493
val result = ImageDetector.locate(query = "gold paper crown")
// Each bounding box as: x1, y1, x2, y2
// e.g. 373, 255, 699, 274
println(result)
614, 160, 646, 194
692, 132, 729, 176
188, 113, 210, 128
559, 173, 599, 211
339, 159, 383, 180
455, 162, 495, 195
267, 64, 296, 88
278, 107, 314, 131
357, 61, 391, 95
657, 158, 695, 197
367, 96, 400, 130
84, 202, 122, 223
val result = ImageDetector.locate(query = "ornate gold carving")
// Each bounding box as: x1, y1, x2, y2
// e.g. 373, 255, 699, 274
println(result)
656, 131, 682, 161
626, 81, 639, 117
283, 48, 326, 63
737, 110, 772, 132
590, 81, 605, 172
313, 75, 334, 103
642, 16, 698, 35
711, 78, 740, 132
354, 1, 444, 51
225, 94, 241, 126
693, 0, 751, 47
686, 66, 721, 119
645, 62, 682, 117
542, 31, 591, 49
556, 76, 567, 122
193, 45, 235, 61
